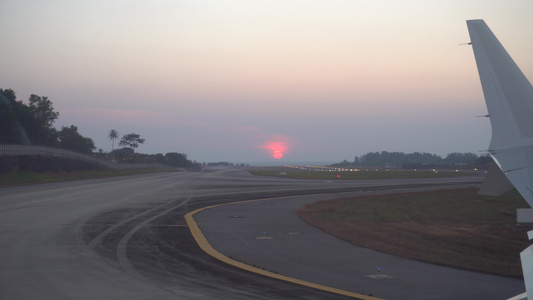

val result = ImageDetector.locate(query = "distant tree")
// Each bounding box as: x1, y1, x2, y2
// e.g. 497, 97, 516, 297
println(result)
110, 147, 135, 160
57, 125, 96, 153
444, 152, 479, 165
355, 151, 444, 167
0, 88, 17, 105
153, 153, 166, 164
475, 154, 493, 165
108, 129, 119, 151
165, 152, 192, 168
28, 94, 59, 129
119, 133, 145, 150
0, 89, 53, 145
0, 91, 18, 143
23, 94, 59, 145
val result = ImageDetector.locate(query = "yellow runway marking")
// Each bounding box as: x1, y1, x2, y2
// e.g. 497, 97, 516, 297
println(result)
54, 224, 189, 227
185, 198, 385, 300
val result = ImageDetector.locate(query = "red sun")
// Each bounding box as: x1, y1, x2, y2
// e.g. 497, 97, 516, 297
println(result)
261, 138, 290, 160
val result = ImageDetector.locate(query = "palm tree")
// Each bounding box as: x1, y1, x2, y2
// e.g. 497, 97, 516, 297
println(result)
108, 129, 119, 151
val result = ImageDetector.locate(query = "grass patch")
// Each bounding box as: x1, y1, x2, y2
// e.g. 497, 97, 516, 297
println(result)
250, 167, 472, 180
0, 168, 174, 187
297, 188, 531, 277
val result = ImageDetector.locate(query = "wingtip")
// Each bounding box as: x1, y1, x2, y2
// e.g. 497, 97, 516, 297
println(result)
466, 19, 486, 26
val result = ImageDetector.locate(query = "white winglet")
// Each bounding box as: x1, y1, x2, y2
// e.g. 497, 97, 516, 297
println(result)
467, 19, 533, 208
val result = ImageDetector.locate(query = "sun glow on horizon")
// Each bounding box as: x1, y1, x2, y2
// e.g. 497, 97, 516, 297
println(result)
261, 136, 292, 160
2, 1, 531, 162
272, 150, 283, 159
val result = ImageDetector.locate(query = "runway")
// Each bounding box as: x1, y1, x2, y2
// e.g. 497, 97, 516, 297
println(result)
0, 169, 521, 299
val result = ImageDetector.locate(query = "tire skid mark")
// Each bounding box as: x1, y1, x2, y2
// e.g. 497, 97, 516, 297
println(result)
86, 187, 193, 278
116, 189, 193, 274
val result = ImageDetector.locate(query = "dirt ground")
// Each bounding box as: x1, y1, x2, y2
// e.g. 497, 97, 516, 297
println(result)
297, 188, 531, 278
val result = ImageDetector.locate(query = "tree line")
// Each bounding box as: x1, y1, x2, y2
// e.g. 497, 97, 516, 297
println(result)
0, 88, 198, 169
333, 151, 492, 169
102, 148, 197, 169
1, 88, 100, 153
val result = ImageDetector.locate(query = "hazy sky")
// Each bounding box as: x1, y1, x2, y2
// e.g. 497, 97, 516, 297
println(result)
2, 1, 532, 164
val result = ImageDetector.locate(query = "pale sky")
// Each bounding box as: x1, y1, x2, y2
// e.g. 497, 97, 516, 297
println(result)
1, 1, 532, 164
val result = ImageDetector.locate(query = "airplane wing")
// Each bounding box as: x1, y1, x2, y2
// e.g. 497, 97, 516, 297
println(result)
467, 19, 533, 208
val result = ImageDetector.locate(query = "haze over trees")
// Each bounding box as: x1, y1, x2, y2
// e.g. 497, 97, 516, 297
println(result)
2, 88, 491, 171
165, 152, 195, 168
0, 88, 199, 169
333, 151, 491, 169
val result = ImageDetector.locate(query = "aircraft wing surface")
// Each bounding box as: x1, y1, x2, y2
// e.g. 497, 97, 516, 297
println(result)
467, 19, 533, 207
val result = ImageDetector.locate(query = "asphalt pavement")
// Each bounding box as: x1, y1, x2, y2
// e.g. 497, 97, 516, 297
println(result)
0, 169, 521, 299
194, 192, 526, 300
